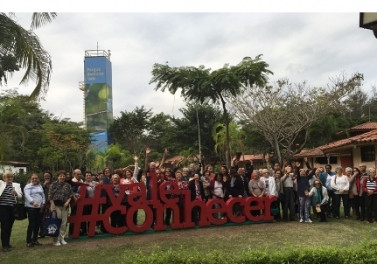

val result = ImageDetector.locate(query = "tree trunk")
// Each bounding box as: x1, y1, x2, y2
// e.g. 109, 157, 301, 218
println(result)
273, 136, 282, 166
219, 95, 231, 169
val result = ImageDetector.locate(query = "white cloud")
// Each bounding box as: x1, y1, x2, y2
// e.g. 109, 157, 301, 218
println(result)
4, 12, 377, 122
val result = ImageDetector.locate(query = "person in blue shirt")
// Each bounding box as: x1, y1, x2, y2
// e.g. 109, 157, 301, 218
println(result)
319, 164, 335, 218
24, 173, 45, 247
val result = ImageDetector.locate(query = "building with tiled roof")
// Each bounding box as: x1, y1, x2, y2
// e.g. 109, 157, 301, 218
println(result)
350, 121, 377, 132
0, 161, 28, 174
162, 153, 267, 170
337, 121, 377, 137
294, 122, 377, 169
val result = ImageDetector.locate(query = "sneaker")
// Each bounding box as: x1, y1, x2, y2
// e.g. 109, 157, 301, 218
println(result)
60, 239, 67, 245
305, 219, 312, 223
53, 241, 61, 246
299, 219, 304, 223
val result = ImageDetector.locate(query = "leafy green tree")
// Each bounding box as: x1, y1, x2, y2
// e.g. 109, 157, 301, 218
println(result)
0, 90, 91, 172
0, 12, 56, 99
306, 113, 356, 148
109, 106, 152, 154
212, 122, 247, 163
170, 103, 223, 165
86, 144, 132, 172
239, 122, 272, 155
342, 88, 369, 120
0, 90, 48, 163
37, 146, 64, 172
142, 112, 172, 151
39, 120, 90, 172
150, 55, 273, 168
358, 87, 377, 122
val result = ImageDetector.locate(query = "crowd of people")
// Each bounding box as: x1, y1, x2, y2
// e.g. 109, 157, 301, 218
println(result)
1, 149, 377, 252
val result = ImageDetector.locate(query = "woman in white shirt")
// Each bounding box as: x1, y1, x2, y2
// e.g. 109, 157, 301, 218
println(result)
331, 166, 350, 219
24, 173, 45, 247
211, 174, 225, 219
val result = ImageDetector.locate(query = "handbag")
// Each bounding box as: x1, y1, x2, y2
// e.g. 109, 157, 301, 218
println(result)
13, 203, 27, 220
43, 211, 62, 237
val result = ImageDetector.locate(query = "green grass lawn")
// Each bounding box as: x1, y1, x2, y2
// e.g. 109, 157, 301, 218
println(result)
1, 214, 377, 264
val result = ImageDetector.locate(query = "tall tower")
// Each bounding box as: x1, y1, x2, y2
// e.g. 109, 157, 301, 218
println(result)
83, 49, 113, 151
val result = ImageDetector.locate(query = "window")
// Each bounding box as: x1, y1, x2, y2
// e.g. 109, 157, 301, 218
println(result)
361, 146, 375, 162
315, 157, 338, 164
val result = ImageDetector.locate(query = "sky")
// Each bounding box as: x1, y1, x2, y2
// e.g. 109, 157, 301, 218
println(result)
4, 3, 377, 122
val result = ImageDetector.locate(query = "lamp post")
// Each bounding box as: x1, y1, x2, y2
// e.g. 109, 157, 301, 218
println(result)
360, 12, 377, 38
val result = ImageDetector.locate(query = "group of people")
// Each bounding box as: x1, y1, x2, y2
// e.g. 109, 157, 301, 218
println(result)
0, 170, 77, 251
1, 150, 377, 252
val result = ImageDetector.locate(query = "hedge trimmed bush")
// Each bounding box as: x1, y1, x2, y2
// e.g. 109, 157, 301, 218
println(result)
125, 242, 377, 264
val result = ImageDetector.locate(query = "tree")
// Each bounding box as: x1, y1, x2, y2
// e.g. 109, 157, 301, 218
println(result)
239, 122, 273, 155
231, 73, 364, 164
342, 87, 369, 120
0, 12, 56, 99
150, 55, 273, 168
0, 90, 91, 172
39, 119, 90, 171
0, 90, 48, 163
212, 122, 247, 162
143, 112, 174, 153
170, 103, 223, 165
109, 106, 153, 154
88, 144, 132, 172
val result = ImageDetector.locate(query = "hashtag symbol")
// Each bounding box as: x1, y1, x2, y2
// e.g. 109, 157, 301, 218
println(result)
68, 185, 107, 238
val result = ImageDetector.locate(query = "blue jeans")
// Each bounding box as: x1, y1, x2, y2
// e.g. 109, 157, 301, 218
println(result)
299, 196, 311, 220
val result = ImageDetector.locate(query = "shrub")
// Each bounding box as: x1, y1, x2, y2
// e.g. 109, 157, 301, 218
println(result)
124, 242, 377, 264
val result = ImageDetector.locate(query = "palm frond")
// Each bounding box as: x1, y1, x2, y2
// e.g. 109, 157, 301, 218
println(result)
0, 13, 52, 99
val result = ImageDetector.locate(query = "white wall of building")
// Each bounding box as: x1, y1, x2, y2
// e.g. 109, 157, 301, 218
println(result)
0, 165, 27, 175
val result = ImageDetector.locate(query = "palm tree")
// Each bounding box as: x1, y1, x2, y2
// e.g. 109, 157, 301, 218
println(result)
150, 55, 272, 168
0, 12, 56, 99
212, 122, 246, 163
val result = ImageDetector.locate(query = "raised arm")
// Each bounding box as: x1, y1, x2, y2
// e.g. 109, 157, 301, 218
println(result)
159, 148, 168, 168
133, 155, 139, 182
265, 153, 274, 176
145, 147, 150, 172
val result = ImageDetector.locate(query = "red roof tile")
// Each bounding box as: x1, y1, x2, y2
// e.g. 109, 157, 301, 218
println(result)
294, 147, 325, 158
295, 128, 377, 158
322, 129, 377, 150
350, 122, 377, 132
236, 154, 264, 161
163, 155, 198, 164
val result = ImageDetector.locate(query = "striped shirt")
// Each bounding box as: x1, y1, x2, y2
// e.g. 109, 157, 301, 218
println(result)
365, 179, 377, 192
0, 184, 16, 206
